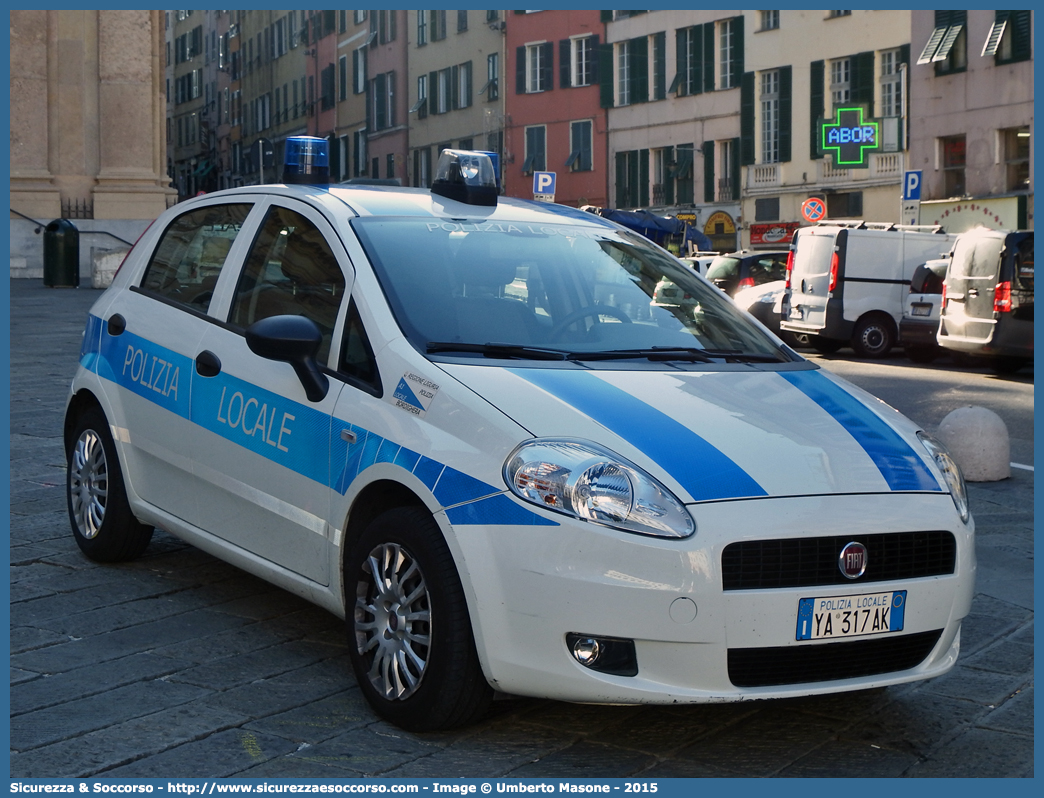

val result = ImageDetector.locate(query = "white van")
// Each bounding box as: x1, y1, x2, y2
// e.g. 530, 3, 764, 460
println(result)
781, 222, 957, 357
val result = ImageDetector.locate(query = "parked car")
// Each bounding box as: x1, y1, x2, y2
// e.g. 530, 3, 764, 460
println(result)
900, 258, 949, 363
937, 228, 1034, 373
678, 251, 721, 276
64, 144, 975, 732
781, 222, 958, 358
733, 280, 812, 349
705, 250, 789, 296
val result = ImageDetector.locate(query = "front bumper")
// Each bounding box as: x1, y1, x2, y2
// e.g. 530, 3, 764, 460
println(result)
451, 492, 974, 704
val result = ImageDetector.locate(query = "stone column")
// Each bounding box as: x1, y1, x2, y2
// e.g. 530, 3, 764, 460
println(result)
92, 9, 176, 219
9, 10, 61, 219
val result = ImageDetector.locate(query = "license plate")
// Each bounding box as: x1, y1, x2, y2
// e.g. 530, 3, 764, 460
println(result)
789, 307, 804, 320
795, 590, 906, 641
911, 303, 933, 317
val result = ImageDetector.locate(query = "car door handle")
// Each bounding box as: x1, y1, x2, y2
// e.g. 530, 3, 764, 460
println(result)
195, 350, 222, 377
107, 314, 126, 336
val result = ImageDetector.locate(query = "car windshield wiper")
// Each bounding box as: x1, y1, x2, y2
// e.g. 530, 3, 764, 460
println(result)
426, 342, 571, 361
567, 347, 714, 363
569, 347, 787, 363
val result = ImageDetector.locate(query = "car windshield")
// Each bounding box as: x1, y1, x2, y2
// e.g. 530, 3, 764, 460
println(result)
353, 217, 788, 363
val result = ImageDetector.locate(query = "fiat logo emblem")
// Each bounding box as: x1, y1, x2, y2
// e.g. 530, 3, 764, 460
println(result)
839, 542, 868, 579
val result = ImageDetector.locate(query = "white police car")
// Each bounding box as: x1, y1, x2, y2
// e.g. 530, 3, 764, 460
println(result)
65, 140, 974, 731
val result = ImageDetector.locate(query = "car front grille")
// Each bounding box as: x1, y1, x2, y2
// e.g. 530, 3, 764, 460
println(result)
721, 531, 956, 591
727, 629, 943, 688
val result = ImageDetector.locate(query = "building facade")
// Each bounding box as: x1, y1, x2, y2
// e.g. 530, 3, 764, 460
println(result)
909, 9, 1033, 232
407, 10, 506, 189
604, 9, 743, 251
739, 10, 914, 249
504, 9, 607, 208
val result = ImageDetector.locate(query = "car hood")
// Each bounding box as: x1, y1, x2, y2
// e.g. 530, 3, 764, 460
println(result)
438, 363, 943, 505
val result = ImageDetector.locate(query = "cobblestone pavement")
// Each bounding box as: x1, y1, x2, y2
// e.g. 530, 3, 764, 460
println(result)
8, 279, 1033, 778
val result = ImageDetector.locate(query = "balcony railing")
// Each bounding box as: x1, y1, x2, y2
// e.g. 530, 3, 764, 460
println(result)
748, 163, 779, 188
717, 177, 734, 202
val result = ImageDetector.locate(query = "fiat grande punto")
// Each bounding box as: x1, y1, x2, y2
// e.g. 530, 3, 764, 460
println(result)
65, 143, 974, 731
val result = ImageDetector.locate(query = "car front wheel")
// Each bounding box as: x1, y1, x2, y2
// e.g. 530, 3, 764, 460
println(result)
346, 507, 492, 731
66, 407, 153, 562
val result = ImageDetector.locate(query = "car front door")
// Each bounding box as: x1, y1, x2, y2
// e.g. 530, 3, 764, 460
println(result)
187, 198, 354, 585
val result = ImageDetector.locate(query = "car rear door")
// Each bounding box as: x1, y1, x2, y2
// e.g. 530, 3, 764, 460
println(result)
187, 198, 354, 585
95, 201, 257, 521
784, 228, 840, 331
940, 230, 1006, 345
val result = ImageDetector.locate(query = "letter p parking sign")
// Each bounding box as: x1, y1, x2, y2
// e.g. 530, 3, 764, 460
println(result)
532, 171, 556, 202
903, 170, 922, 202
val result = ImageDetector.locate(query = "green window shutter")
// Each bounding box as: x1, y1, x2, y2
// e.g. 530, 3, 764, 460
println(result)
703, 140, 715, 203
675, 29, 687, 95
632, 36, 649, 103
653, 32, 665, 99
691, 25, 704, 94
430, 70, 438, 113
852, 51, 874, 117
560, 39, 571, 88
731, 15, 744, 85
639, 149, 649, 207
810, 60, 824, 160
616, 152, 627, 207
516, 46, 526, 94
730, 137, 741, 200
601, 10, 613, 24
598, 43, 615, 107
1011, 10, 1032, 62
899, 43, 910, 67
779, 65, 792, 163
540, 42, 554, 92
740, 71, 755, 165
665, 146, 675, 205
702, 23, 715, 93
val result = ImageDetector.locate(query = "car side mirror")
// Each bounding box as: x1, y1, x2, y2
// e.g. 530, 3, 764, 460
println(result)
245, 315, 329, 402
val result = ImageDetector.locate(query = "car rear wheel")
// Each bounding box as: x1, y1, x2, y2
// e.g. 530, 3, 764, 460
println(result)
905, 345, 940, 364
346, 507, 492, 731
67, 407, 153, 562
810, 335, 844, 354
851, 314, 896, 358
991, 356, 1030, 375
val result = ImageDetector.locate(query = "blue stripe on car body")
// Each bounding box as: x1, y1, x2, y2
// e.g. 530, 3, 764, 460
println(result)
509, 367, 768, 502
780, 370, 941, 492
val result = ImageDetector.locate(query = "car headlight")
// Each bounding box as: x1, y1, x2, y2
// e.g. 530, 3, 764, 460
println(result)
504, 439, 695, 539
918, 432, 970, 524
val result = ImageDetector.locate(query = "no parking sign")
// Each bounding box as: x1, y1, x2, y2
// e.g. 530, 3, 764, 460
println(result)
801, 197, 826, 223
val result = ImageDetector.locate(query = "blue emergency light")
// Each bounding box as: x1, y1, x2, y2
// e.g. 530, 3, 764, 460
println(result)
283, 136, 329, 185
430, 150, 498, 206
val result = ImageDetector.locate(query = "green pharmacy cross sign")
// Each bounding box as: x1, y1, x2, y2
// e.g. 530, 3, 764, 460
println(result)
822, 107, 879, 168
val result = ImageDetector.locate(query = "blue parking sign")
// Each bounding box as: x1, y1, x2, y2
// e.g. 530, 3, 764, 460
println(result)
903, 170, 922, 201
533, 171, 556, 197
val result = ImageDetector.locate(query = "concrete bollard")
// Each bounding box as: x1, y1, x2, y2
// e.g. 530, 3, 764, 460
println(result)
936, 406, 1010, 482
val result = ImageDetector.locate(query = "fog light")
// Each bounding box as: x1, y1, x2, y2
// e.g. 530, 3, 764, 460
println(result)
572, 637, 602, 666
565, 633, 639, 677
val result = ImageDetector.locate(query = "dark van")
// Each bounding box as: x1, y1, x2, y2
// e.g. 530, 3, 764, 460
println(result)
937, 228, 1033, 373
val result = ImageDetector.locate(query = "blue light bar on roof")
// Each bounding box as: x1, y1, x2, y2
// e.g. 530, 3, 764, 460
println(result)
430, 150, 498, 206
283, 136, 329, 185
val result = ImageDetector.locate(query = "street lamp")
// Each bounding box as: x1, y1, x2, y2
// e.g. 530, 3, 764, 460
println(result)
255, 137, 273, 184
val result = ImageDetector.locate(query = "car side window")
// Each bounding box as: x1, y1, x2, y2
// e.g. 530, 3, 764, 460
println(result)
229, 205, 346, 364
140, 204, 252, 311
1015, 237, 1034, 292
338, 298, 382, 396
